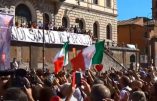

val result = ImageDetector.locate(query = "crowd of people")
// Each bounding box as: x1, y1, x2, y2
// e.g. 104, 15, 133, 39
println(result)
0, 63, 157, 101
14, 21, 98, 41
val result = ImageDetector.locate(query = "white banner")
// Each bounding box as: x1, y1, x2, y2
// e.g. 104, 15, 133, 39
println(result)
11, 27, 92, 46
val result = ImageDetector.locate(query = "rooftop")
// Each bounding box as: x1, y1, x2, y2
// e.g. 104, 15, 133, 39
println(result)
118, 17, 150, 26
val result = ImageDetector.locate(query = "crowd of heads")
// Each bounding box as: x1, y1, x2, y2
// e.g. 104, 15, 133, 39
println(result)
0, 64, 157, 101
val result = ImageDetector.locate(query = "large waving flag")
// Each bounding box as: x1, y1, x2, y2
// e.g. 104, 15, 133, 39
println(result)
53, 42, 69, 74
0, 14, 13, 71
71, 41, 104, 71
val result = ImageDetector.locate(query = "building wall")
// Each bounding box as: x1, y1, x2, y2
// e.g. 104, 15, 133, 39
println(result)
0, 0, 118, 69
55, 5, 117, 41
152, 0, 157, 19
118, 25, 131, 44
0, 0, 117, 42
64, 0, 117, 15
118, 24, 147, 54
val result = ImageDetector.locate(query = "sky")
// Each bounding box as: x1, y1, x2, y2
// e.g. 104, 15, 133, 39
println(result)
117, 0, 152, 21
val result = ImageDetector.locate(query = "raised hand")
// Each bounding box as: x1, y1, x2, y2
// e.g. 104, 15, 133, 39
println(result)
81, 79, 91, 96
24, 85, 34, 101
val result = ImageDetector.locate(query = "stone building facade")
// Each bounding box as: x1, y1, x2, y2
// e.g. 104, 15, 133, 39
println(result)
0, 0, 117, 41
0, 0, 117, 70
115, 0, 157, 68
118, 17, 149, 66
55, 0, 118, 41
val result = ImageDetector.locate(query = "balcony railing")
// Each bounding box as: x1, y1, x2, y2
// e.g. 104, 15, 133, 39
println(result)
11, 27, 92, 46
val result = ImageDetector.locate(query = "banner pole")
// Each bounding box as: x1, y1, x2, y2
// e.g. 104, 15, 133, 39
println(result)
42, 13, 45, 72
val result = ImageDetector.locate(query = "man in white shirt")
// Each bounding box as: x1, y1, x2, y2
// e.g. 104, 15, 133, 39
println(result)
11, 58, 19, 70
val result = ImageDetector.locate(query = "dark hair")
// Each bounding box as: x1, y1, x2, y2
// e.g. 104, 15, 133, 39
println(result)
15, 69, 27, 77
44, 79, 52, 87
154, 81, 157, 94
39, 87, 56, 101
90, 84, 111, 101
121, 76, 130, 87
3, 87, 28, 101
93, 79, 104, 85
131, 91, 147, 101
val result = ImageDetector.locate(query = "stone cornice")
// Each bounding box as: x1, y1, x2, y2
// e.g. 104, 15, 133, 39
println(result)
62, 2, 118, 17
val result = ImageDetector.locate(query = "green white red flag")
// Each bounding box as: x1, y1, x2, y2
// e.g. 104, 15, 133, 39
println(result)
71, 41, 104, 71
53, 42, 68, 74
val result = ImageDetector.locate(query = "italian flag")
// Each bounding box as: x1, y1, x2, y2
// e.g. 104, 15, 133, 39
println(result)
53, 42, 68, 74
71, 41, 104, 71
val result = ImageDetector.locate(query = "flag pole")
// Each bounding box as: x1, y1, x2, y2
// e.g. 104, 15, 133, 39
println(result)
43, 13, 45, 72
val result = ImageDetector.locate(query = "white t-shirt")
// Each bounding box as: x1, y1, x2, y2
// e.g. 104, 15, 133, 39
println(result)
120, 86, 132, 100
62, 95, 77, 101
73, 88, 84, 101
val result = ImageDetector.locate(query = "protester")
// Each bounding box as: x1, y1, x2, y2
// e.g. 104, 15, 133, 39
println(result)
10, 58, 19, 70
3, 87, 28, 101
131, 91, 147, 101
0, 63, 157, 101
14, 21, 93, 35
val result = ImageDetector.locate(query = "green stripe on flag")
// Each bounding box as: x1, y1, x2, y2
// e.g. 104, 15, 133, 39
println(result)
63, 42, 69, 65
92, 41, 105, 64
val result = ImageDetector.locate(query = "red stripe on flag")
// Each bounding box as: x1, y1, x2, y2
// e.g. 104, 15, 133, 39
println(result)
71, 51, 85, 71
54, 56, 64, 74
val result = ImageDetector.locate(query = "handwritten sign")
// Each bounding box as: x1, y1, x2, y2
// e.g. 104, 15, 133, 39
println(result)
11, 27, 92, 46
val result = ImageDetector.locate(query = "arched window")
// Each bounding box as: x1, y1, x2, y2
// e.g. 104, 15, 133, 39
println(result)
79, 20, 84, 30
43, 13, 50, 30
75, 18, 85, 30
106, 24, 112, 40
62, 17, 68, 28
43, 13, 50, 24
93, 22, 99, 39
15, 4, 32, 26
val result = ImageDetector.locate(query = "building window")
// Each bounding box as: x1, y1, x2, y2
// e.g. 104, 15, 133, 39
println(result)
62, 17, 68, 28
93, 0, 98, 4
15, 4, 32, 27
106, 0, 111, 8
43, 13, 50, 30
93, 21, 99, 39
75, 18, 85, 30
106, 24, 112, 40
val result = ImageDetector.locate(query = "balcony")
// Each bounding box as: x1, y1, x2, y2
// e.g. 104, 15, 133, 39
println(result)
11, 27, 92, 46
